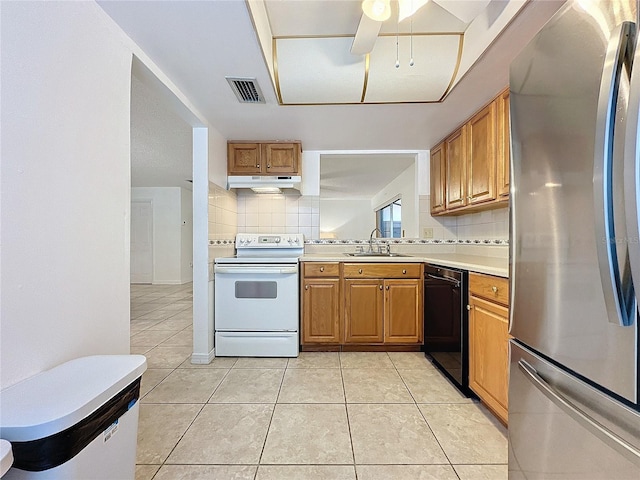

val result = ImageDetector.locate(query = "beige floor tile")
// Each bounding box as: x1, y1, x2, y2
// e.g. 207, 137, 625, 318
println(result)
144, 346, 192, 368
135, 464, 160, 480
339, 352, 394, 368
418, 404, 508, 464
256, 465, 356, 480
342, 369, 413, 403
278, 368, 345, 403
142, 368, 228, 403
209, 368, 284, 403
130, 345, 154, 355
398, 369, 474, 403
136, 404, 202, 464
287, 352, 340, 368
179, 356, 238, 368
167, 404, 273, 464
160, 329, 193, 346
130, 318, 163, 332
387, 352, 437, 370
356, 465, 459, 480
131, 330, 177, 347
348, 404, 448, 464
261, 404, 353, 464
453, 464, 508, 480
153, 465, 257, 480
147, 317, 192, 331
234, 357, 289, 368
140, 368, 173, 398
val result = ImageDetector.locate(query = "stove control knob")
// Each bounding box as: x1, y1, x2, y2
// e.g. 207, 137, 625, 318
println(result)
275, 237, 281, 243
294, 238, 300, 244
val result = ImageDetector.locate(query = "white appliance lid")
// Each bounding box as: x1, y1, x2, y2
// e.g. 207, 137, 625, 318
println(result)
0, 355, 147, 441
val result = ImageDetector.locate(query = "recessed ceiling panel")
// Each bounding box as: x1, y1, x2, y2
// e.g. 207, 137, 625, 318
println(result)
365, 35, 461, 103
276, 37, 366, 104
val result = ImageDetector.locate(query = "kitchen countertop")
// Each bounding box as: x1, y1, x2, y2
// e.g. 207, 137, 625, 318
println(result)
300, 253, 509, 278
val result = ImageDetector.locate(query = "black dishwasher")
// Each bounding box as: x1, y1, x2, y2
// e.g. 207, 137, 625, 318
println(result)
423, 263, 471, 396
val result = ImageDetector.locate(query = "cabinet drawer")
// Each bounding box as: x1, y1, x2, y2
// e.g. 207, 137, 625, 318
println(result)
343, 263, 422, 279
302, 262, 339, 277
469, 272, 509, 306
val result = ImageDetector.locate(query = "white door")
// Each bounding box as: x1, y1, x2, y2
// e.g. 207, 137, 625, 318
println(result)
131, 200, 153, 283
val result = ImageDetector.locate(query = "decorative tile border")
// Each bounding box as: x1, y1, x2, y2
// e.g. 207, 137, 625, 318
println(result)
304, 238, 508, 246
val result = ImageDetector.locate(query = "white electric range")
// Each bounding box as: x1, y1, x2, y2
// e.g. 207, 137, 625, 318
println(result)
213, 233, 304, 357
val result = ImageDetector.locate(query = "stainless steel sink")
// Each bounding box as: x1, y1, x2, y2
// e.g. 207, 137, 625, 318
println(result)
344, 252, 412, 257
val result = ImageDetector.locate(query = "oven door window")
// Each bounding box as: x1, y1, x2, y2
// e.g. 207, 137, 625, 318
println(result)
235, 281, 277, 299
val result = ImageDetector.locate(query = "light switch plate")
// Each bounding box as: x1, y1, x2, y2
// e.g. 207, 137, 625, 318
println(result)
423, 227, 433, 238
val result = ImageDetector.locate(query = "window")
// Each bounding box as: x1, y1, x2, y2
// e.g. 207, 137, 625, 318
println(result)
376, 198, 402, 238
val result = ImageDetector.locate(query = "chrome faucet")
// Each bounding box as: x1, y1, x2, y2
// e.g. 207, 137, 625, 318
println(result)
368, 228, 383, 254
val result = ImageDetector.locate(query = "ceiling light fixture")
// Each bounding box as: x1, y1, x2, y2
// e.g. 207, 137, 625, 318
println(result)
362, 0, 391, 21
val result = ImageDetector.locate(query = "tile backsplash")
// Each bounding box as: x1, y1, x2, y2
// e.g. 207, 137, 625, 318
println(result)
419, 195, 509, 242
208, 183, 237, 241
208, 189, 507, 245
236, 192, 320, 239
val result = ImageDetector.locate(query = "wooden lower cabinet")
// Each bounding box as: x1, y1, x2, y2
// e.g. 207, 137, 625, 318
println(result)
468, 273, 510, 425
344, 279, 384, 343
302, 278, 340, 344
384, 280, 422, 343
301, 263, 340, 345
301, 262, 423, 348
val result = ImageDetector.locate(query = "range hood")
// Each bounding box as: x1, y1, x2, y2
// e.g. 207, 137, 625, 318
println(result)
227, 175, 301, 192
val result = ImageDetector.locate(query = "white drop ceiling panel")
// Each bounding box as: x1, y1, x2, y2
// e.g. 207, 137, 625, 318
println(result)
365, 35, 461, 103
276, 37, 366, 104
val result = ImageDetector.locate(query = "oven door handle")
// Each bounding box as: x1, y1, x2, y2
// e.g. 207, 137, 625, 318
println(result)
214, 266, 298, 275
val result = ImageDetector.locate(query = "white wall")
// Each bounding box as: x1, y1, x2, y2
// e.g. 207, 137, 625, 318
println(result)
131, 187, 192, 284
320, 199, 375, 239
180, 188, 194, 283
372, 164, 419, 237
1, 2, 133, 388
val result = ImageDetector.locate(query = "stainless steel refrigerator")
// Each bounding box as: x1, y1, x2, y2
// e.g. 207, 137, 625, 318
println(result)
509, 0, 640, 478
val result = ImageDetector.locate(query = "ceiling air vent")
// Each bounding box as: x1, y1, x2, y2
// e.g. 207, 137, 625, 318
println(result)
226, 77, 265, 104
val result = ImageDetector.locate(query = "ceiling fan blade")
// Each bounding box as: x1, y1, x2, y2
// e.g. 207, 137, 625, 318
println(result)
351, 13, 382, 55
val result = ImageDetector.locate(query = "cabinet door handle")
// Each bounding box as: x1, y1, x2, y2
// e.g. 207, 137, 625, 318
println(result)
256, 164, 260, 168
359, 268, 363, 274
320, 266, 324, 272
492, 286, 498, 293
402, 269, 407, 274
379, 285, 383, 290
305, 285, 309, 290
386, 285, 390, 290
267, 164, 271, 168
467, 305, 472, 310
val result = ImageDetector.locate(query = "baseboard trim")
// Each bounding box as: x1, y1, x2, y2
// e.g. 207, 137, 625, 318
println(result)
190, 349, 215, 365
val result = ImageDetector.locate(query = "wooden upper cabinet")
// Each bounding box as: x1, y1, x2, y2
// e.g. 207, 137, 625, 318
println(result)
262, 143, 300, 174
445, 125, 468, 211
228, 143, 261, 174
228, 141, 301, 176
467, 102, 497, 206
497, 88, 510, 199
430, 142, 446, 215
429, 86, 510, 215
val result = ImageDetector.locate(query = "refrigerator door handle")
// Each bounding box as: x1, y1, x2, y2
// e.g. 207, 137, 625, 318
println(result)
624, 33, 640, 325
518, 359, 640, 466
594, 22, 636, 327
